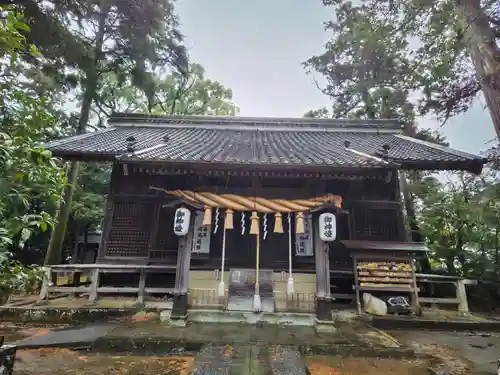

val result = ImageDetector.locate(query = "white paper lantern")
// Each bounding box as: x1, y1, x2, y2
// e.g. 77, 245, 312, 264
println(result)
319, 212, 336, 242
173, 207, 191, 236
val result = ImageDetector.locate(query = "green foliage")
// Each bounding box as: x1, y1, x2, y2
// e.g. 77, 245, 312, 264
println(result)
0, 6, 66, 298
0, 252, 45, 297
413, 169, 500, 279
94, 63, 238, 118
308, 0, 499, 123
0, 6, 66, 249
306, 0, 500, 282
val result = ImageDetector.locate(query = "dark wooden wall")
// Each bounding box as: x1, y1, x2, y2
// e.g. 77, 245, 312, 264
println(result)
97, 163, 406, 270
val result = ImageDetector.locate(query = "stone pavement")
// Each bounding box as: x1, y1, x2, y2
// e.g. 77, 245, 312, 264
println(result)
188, 344, 305, 375
390, 329, 500, 374
4, 320, 419, 374
11, 323, 117, 349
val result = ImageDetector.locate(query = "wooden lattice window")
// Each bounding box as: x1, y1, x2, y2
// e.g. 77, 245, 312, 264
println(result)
352, 208, 401, 241
106, 201, 154, 257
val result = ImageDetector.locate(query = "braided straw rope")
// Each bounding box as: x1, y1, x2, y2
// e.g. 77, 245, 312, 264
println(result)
150, 187, 342, 212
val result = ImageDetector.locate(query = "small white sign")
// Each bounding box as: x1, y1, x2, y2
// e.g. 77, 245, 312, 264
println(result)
191, 211, 210, 254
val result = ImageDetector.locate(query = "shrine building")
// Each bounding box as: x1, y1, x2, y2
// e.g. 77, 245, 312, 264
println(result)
43, 114, 485, 322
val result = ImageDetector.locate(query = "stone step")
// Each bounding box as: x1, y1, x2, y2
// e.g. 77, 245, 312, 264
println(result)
228, 345, 273, 375
268, 345, 307, 375
190, 344, 235, 375
190, 344, 307, 375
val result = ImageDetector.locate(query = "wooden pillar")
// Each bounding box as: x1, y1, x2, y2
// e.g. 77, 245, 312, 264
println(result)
172, 219, 194, 319
136, 267, 146, 306
36, 267, 51, 305
88, 268, 99, 305
324, 243, 331, 301
314, 218, 331, 321
456, 279, 470, 316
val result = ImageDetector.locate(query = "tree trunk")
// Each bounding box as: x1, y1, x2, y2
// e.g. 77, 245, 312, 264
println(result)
44, 3, 109, 265
446, 257, 457, 275
456, 0, 500, 139
399, 123, 431, 273
495, 225, 500, 279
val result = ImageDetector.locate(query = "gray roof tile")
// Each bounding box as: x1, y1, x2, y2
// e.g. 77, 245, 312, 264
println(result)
44, 114, 485, 172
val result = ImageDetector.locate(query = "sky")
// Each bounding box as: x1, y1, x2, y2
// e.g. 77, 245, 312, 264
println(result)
175, 0, 497, 156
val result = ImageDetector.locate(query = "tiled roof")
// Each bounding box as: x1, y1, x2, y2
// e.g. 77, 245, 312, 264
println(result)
44, 114, 485, 172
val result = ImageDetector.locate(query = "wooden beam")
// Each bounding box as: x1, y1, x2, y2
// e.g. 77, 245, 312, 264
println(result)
419, 297, 460, 304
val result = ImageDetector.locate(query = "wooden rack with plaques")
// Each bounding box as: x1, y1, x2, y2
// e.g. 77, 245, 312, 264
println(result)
352, 254, 419, 314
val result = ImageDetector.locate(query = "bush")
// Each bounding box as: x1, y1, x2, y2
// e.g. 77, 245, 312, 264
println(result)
0, 251, 45, 302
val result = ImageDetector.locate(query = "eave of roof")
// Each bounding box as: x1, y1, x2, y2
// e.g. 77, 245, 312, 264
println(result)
43, 114, 487, 174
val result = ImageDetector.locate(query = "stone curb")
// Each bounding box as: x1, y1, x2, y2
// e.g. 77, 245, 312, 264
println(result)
91, 336, 417, 359
369, 316, 500, 332
0, 307, 157, 324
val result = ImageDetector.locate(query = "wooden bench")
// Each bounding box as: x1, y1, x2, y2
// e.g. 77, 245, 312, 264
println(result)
416, 274, 476, 315
38, 264, 176, 306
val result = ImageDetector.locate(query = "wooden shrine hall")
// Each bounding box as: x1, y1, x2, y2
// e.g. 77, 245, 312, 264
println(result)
43, 114, 486, 322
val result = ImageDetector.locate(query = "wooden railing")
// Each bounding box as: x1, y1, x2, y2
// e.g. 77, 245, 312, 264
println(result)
37, 264, 176, 306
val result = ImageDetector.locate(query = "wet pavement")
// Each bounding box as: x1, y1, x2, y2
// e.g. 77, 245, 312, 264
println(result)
13, 347, 432, 375
390, 329, 500, 374
14, 350, 194, 375
304, 356, 430, 375
9, 346, 436, 375
12, 323, 117, 349
4, 319, 500, 374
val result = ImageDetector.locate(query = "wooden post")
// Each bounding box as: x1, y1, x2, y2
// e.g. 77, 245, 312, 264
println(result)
313, 217, 331, 320
181, 226, 194, 295
314, 222, 326, 299
410, 258, 420, 315
36, 267, 51, 305
137, 267, 146, 306
173, 237, 185, 295
324, 242, 331, 301
88, 268, 99, 305
172, 218, 194, 319
352, 255, 362, 314
456, 279, 470, 315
